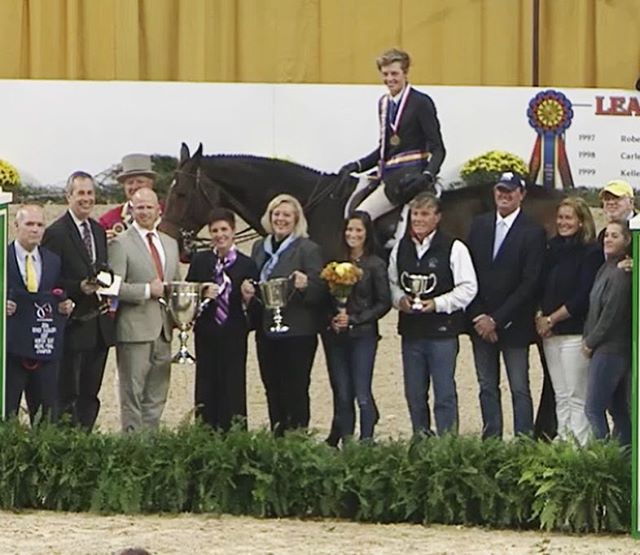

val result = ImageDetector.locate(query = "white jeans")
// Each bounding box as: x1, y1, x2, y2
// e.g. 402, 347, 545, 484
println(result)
542, 335, 590, 446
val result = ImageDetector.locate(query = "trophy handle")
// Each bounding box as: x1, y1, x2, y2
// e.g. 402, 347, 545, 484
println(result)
159, 281, 169, 308
399, 271, 410, 291
424, 274, 438, 296
285, 272, 299, 301
251, 278, 265, 305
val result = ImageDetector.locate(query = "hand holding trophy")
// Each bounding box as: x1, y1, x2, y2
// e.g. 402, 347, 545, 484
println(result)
400, 271, 438, 312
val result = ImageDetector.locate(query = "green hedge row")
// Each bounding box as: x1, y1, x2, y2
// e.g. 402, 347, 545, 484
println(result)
0, 421, 630, 533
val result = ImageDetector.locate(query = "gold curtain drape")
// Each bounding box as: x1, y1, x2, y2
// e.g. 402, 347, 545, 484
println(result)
0, 0, 638, 88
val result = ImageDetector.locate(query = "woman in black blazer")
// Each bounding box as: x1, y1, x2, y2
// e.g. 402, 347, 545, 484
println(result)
186, 208, 258, 431
322, 212, 391, 445
247, 194, 325, 436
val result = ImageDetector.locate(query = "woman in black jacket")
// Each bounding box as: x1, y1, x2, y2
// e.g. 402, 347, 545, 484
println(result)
535, 197, 603, 446
186, 208, 258, 431
322, 211, 391, 444
248, 194, 325, 436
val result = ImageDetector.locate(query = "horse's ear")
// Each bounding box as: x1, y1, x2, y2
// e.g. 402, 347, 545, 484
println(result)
180, 143, 190, 164
194, 143, 203, 158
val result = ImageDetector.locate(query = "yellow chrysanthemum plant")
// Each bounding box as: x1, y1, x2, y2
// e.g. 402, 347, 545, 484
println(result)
320, 261, 363, 312
460, 150, 528, 188
0, 159, 21, 190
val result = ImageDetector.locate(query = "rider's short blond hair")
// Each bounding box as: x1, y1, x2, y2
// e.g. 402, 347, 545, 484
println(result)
260, 193, 309, 238
376, 48, 411, 72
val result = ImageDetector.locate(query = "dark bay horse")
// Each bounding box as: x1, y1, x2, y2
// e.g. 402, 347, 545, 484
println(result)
160, 144, 563, 260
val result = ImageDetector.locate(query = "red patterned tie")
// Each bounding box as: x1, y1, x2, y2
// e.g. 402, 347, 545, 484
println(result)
147, 232, 164, 280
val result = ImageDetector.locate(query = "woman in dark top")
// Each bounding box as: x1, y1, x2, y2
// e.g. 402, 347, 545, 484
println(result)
535, 197, 603, 445
186, 208, 258, 431
583, 220, 632, 445
246, 194, 325, 436
322, 212, 391, 445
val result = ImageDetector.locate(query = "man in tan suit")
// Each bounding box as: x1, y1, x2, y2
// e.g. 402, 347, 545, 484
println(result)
109, 188, 181, 432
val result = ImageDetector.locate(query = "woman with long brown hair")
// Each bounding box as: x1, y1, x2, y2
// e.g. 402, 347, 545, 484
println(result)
322, 211, 391, 445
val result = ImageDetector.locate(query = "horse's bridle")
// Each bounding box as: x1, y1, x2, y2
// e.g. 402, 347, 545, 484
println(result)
302, 171, 346, 213
172, 167, 260, 244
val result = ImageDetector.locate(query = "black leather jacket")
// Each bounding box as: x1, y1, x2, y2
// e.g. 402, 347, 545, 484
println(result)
325, 254, 392, 337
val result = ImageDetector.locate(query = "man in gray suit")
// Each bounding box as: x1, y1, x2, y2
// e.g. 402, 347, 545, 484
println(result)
109, 188, 181, 432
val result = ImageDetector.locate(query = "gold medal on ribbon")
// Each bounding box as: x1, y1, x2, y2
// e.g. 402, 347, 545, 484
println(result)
112, 222, 126, 235
389, 134, 401, 146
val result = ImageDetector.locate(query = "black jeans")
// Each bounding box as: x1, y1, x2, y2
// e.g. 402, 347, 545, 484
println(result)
256, 332, 318, 435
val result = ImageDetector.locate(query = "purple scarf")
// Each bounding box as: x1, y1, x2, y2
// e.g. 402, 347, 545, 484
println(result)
213, 246, 237, 325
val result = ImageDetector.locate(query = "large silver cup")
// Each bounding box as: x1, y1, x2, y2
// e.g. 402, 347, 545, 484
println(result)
163, 281, 201, 363
259, 277, 291, 333
400, 272, 438, 311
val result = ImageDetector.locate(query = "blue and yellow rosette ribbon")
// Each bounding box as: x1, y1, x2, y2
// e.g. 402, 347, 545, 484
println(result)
527, 90, 574, 189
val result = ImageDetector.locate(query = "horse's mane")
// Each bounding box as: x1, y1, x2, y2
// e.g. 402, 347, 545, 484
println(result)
200, 154, 326, 180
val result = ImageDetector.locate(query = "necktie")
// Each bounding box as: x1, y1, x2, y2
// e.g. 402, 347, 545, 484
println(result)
25, 253, 38, 293
493, 220, 508, 260
81, 221, 94, 262
214, 257, 230, 325
147, 232, 164, 280
389, 99, 398, 122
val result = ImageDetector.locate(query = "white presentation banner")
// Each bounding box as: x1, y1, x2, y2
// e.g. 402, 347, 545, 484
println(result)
0, 80, 638, 189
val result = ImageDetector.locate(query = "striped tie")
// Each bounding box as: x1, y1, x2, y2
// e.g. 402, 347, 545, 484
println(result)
214, 257, 230, 325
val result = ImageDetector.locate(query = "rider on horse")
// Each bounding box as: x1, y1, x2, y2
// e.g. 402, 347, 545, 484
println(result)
340, 48, 446, 223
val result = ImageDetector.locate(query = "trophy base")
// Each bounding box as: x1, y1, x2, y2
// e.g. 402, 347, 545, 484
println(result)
172, 350, 196, 364
269, 324, 290, 333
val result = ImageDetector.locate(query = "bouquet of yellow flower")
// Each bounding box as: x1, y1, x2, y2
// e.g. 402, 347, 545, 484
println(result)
0, 159, 20, 189
320, 261, 363, 310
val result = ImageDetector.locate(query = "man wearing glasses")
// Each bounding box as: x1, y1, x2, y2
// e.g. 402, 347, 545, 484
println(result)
598, 180, 636, 243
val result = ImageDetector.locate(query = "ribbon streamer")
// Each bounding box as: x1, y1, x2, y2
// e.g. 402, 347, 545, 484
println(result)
527, 90, 575, 190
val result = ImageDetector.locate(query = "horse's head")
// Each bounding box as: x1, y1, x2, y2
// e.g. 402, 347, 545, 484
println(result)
159, 143, 221, 242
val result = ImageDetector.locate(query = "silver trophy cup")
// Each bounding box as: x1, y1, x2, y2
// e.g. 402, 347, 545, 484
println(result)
259, 277, 291, 333
400, 272, 438, 311
163, 281, 201, 363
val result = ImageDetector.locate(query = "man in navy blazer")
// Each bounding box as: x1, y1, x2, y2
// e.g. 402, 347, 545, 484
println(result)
466, 172, 546, 439
6, 205, 73, 421
42, 171, 115, 430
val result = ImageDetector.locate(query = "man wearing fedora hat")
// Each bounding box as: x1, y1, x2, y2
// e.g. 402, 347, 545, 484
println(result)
99, 154, 158, 240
